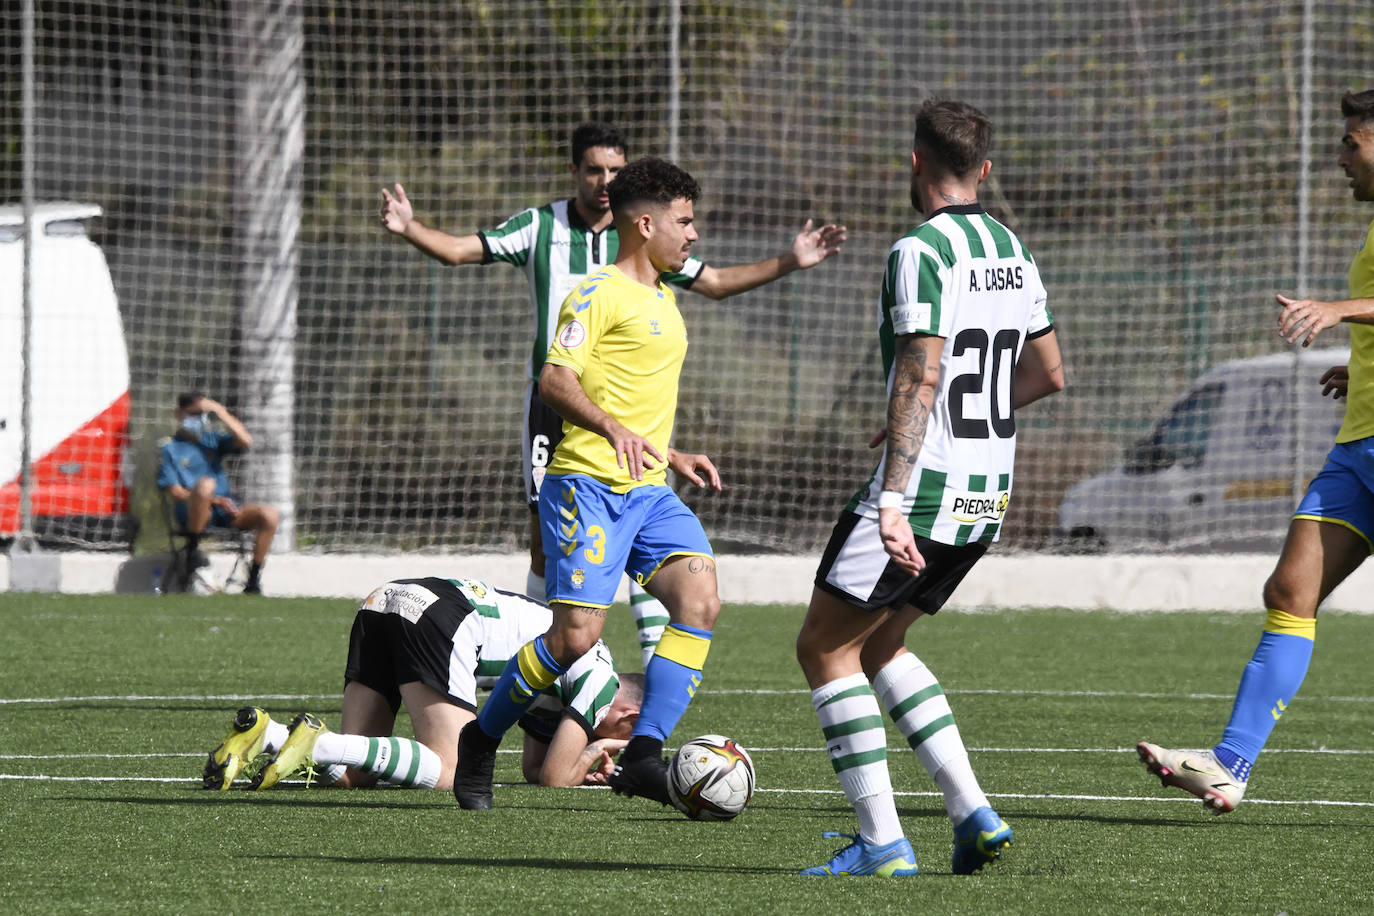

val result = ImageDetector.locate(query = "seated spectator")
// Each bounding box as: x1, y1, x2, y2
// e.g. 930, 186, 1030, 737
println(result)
157, 391, 279, 594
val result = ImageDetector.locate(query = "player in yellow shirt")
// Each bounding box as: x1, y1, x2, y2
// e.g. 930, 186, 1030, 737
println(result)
452, 156, 725, 809
1139, 88, 1374, 813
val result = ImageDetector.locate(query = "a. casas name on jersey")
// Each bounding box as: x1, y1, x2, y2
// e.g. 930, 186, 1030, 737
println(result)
969, 265, 1024, 291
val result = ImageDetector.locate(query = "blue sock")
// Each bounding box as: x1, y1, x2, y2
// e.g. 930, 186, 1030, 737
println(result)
635, 623, 712, 742
1213, 746, 1251, 782
475, 635, 567, 739
1214, 610, 1316, 780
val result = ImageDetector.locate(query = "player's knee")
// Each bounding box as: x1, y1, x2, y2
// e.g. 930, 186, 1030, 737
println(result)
192, 476, 217, 497
549, 623, 600, 662
259, 504, 280, 531
672, 590, 721, 631
858, 640, 902, 680
795, 624, 824, 673
1261, 569, 1305, 616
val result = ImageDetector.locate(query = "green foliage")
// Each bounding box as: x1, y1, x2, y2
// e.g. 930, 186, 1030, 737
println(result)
2, 594, 1372, 912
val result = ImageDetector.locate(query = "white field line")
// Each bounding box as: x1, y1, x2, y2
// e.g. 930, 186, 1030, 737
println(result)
4, 688, 1374, 705
1, 772, 1370, 809
0, 694, 342, 705
764, 788, 1374, 808
3, 745, 1369, 762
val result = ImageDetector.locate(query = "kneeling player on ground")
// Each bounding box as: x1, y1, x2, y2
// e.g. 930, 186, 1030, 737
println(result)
201, 576, 641, 791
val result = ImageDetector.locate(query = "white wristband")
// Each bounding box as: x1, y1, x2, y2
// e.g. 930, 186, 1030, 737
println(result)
877, 490, 904, 509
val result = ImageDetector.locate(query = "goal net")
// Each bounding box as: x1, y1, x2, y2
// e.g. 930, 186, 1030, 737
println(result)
3, 1, 1371, 555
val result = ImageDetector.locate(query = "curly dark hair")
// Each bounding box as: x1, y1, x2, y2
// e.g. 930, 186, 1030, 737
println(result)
569, 122, 628, 166
606, 156, 700, 217
1340, 89, 1374, 125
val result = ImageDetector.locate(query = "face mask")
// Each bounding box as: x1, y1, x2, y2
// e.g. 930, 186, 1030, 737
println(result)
180, 415, 207, 436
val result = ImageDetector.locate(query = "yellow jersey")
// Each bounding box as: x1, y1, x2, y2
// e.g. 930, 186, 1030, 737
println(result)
544, 265, 689, 491
1336, 218, 1374, 443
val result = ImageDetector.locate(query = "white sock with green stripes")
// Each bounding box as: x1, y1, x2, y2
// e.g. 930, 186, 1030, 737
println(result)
629, 580, 669, 669
874, 651, 988, 823
812, 672, 904, 846
312, 732, 442, 788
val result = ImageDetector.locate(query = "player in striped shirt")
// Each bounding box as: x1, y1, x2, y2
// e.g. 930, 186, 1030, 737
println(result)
201, 576, 641, 792
1138, 89, 1374, 815
795, 100, 1065, 877
380, 123, 845, 666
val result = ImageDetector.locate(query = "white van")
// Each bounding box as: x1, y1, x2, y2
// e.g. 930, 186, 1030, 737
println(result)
0, 202, 134, 546
1056, 348, 1349, 553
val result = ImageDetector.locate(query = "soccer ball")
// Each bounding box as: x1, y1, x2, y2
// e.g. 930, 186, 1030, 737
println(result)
667, 734, 756, 821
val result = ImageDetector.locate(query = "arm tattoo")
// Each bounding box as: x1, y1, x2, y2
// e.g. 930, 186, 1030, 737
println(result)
884, 338, 934, 494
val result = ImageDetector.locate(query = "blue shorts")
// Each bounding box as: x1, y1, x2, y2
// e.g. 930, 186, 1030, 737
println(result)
1293, 438, 1374, 551
174, 501, 234, 531
538, 474, 714, 608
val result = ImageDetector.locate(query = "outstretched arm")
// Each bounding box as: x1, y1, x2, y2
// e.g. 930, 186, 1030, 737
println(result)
1277, 293, 1374, 347
689, 220, 847, 299
379, 182, 486, 265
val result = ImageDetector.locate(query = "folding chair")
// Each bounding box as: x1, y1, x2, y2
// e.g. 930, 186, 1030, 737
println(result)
160, 489, 250, 593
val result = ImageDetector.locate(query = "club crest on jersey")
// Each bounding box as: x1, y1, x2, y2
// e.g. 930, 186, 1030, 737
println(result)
456, 578, 488, 600
948, 490, 1010, 524
557, 320, 587, 349
570, 568, 586, 590
649, 318, 661, 336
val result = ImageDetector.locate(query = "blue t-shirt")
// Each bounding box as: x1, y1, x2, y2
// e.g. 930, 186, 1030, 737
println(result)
157, 431, 240, 497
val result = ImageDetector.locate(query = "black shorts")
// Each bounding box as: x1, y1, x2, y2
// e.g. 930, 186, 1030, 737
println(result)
341, 577, 565, 741
522, 381, 566, 509
814, 509, 987, 614
343, 578, 478, 713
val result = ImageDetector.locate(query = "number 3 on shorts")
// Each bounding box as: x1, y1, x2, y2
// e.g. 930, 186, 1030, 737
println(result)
584, 524, 606, 564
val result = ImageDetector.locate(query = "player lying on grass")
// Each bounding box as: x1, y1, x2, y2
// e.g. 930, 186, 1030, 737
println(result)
201, 576, 641, 791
